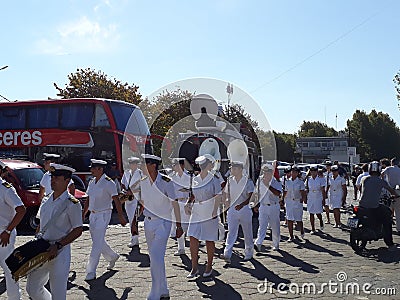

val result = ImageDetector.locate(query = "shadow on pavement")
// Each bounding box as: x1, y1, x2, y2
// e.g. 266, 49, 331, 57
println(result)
319, 231, 349, 245
121, 247, 150, 268
296, 238, 343, 257
268, 249, 319, 273
76, 270, 132, 300
355, 246, 400, 263
194, 277, 242, 300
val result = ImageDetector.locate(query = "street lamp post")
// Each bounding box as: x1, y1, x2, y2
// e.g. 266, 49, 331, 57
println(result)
0, 65, 11, 102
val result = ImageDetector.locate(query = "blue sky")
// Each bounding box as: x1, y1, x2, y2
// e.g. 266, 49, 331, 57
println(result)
1, 0, 399, 134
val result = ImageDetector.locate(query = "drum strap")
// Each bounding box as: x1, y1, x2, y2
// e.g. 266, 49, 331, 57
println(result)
37, 196, 70, 238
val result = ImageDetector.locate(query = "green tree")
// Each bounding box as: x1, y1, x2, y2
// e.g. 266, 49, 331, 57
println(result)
274, 131, 296, 162
346, 109, 400, 161
394, 70, 400, 109
54, 68, 142, 104
298, 121, 337, 137
139, 89, 194, 156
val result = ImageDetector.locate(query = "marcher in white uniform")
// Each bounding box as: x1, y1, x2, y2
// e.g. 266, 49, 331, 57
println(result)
283, 166, 306, 241
326, 165, 347, 227
82, 159, 127, 281
355, 163, 369, 200
121, 156, 142, 248
280, 167, 292, 226
139, 154, 183, 300
381, 157, 400, 233
39, 153, 75, 201
186, 156, 222, 278
0, 162, 26, 300
169, 158, 191, 256
222, 161, 254, 263
305, 165, 326, 233
323, 161, 332, 224
26, 164, 83, 300
253, 163, 282, 251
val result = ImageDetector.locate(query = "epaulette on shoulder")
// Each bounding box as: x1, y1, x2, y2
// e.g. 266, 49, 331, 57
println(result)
105, 176, 112, 181
140, 175, 148, 181
2, 182, 12, 188
68, 195, 79, 204
214, 174, 220, 179
161, 174, 171, 182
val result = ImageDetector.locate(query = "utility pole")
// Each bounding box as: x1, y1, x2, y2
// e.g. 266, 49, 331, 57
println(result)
226, 83, 233, 120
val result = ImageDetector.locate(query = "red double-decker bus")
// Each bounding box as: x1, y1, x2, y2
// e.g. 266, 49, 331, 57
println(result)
0, 98, 150, 181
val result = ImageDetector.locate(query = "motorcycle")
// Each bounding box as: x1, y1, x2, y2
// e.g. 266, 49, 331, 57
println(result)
347, 193, 396, 253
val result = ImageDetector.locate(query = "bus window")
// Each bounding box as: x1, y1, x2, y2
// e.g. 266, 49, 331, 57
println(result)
61, 104, 94, 129
95, 104, 110, 127
109, 102, 140, 133
133, 109, 149, 134
27, 105, 59, 128
0, 108, 26, 129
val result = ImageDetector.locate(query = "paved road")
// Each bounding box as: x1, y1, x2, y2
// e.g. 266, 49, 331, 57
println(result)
1, 186, 400, 299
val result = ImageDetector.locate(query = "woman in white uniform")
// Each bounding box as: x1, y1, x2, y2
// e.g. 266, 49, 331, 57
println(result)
305, 165, 326, 233
326, 165, 347, 227
121, 156, 142, 247
283, 166, 306, 241
186, 156, 222, 278
170, 158, 191, 256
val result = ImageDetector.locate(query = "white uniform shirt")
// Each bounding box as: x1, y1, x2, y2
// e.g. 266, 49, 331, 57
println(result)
284, 178, 305, 201
328, 175, 346, 198
258, 177, 282, 205
40, 171, 74, 196
121, 168, 142, 190
140, 173, 177, 220
37, 190, 82, 242
224, 176, 254, 209
171, 171, 191, 200
305, 176, 325, 200
382, 165, 400, 188
0, 179, 24, 230
192, 173, 222, 202
356, 172, 369, 188
87, 174, 118, 212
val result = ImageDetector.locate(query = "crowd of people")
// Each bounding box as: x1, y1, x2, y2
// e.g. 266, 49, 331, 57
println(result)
1, 154, 400, 300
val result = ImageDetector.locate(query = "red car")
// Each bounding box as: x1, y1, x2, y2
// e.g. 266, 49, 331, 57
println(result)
0, 158, 87, 230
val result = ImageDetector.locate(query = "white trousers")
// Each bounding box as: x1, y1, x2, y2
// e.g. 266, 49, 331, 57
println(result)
26, 245, 71, 300
255, 204, 281, 248
86, 210, 118, 275
0, 229, 21, 300
224, 208, 253, 258
144, 217, 171, 300
392, 199, 400, 232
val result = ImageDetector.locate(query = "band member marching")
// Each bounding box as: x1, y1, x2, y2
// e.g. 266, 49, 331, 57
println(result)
253, 163, 282, 252
326, 165, 347, 228
83, 159, 127, 281
0, 161, 26, 300
222, 161, 254, 263
139, 154, 183, 300
26, 164, 83, 300
283, 166, 306, 241
170, 158, 191, 256
305, 165, 326, 233
121, 156, 142, 248
185, 155, 222, 278
38, 153, 75, 201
